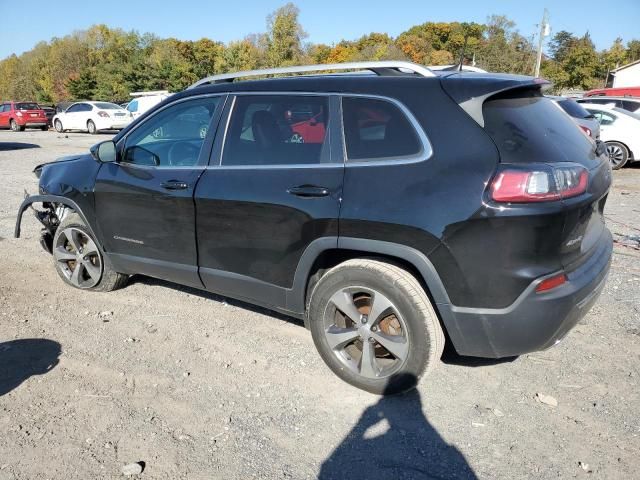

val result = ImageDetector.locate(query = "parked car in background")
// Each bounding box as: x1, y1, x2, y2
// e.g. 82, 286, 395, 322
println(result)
39, 104, 55, 127
581, 103, 640, 169
0, 101, 48, 131
126, 91, 171, 120
53, 101, 132, 134
577, 96, 640, 114
16, 61, 612, 395
547, 95, 600, 139
584, 86, 640, 98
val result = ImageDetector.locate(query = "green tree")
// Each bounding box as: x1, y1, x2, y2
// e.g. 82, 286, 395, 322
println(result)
265, 3, 306, 67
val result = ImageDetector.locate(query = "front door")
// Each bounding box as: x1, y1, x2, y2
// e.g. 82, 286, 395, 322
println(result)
94, 94, 225, 287
0, 104, 9, 128
194, 94, 343, 311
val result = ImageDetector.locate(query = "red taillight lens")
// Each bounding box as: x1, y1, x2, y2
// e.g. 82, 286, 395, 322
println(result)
579, 125, 591, 137
490, 165, 588, 203
97, 111, 109, 118
536, 273, 567, 293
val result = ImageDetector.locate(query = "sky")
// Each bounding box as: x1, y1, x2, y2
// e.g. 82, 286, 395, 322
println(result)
1, 0, 639, 60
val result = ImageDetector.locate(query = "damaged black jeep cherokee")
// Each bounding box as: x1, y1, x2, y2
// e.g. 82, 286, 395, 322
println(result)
15, 62, 613, 394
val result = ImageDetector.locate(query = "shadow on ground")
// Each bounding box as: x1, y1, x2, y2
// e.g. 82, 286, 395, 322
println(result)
0, 142, 40, 151
319, 373, 477, 480
0, 339, 61, 396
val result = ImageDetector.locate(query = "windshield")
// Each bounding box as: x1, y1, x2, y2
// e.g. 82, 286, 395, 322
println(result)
93, 102, 121, 110
557, 99, 593, 119
16, 102, 40, 111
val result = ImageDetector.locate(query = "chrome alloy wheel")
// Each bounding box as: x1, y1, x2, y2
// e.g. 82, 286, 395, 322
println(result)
606, 143, 626, 167
53, 227, 102, 288
322, 287, 409, 379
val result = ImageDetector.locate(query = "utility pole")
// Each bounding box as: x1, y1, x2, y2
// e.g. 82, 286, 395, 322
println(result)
534, 8, 550, 77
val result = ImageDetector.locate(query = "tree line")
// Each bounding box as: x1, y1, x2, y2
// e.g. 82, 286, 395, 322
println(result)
0, 3, 638, 103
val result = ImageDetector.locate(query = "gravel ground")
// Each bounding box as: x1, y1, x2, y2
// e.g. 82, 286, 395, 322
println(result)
0, 130, 639, 479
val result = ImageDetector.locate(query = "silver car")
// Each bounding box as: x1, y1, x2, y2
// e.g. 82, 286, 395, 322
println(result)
547, 96, 601, 140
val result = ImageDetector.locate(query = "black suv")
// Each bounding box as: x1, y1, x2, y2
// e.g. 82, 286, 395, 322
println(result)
15, 62, 613, 394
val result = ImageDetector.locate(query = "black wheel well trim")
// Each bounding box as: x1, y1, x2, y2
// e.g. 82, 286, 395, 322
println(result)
287, 237, 467, 344
14, 194, 103, 252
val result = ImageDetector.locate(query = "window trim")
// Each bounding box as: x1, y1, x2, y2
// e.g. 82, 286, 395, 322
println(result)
340, 94, 432, 166
214, 92, 340, 170
116, 93, 227, 170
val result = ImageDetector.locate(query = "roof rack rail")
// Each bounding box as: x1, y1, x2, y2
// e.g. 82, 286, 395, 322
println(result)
187, 61, 435, 89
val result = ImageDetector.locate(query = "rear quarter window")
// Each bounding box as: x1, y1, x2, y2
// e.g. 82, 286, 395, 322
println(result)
342, 97, 422, 161
483, 91, 598, 168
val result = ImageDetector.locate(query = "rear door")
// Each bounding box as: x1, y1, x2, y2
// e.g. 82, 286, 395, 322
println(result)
194, 93, 343, 310
94, 94, 225, 287
0, 104, 8, 128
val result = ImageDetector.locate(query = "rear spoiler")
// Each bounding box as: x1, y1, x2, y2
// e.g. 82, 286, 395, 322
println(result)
440, 73, 551, 127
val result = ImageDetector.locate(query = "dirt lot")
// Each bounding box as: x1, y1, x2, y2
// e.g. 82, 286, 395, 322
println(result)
0, 130, 639, 479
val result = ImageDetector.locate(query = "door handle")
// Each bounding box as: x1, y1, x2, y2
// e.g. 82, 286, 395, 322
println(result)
160, 180, 189, 190
287, 185, 330, 198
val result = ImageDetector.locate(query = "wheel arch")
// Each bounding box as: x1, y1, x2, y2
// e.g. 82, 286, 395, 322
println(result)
288, 237, 455, 331
15, 195, 104, 252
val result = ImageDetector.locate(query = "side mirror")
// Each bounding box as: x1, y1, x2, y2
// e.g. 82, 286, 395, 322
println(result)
90, 140, 117, 163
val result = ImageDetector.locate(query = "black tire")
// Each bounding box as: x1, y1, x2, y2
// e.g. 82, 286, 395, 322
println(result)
87, 120, 97, 135
52, 213, 128, 292
54, 119, 64, 133
308, 259, 445, 395
41, 126, 48, 131
606, 141, 629, 170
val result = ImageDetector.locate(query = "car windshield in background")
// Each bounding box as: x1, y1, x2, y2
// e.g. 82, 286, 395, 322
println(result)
558, 99, 592, 119
16, 103, 40, 110
93, 102, 121, 110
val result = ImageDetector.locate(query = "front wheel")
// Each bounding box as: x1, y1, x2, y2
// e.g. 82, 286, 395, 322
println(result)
87, 120, 97, 134
606, 141, 629, 170
54, 119, 64, 133
308, 259, 445, 395
52, 213, 128, 292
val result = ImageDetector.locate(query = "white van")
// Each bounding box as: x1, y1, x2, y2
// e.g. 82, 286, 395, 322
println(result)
126, 91, 171, 120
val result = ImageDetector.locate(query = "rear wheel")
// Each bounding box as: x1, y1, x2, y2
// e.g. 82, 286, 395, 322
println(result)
52, 213, 128, 292
41, 125, 48, 131
308, 259, 444, 395
10, 119, 23, 132
87, 120, 97, 134
606, 141, 629, 169
54, 119, 64, 133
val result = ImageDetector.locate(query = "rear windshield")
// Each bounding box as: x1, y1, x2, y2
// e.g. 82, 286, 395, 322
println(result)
93, 102, 121, 110
557, 99, 593, 119
483, 90, 599, 167
16, 102, 40, 110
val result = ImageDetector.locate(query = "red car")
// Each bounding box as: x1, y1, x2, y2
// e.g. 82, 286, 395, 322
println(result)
584, 86, 640, 98
0, 101, 48, 131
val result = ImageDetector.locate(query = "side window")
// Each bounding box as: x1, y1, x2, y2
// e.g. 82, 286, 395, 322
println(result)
342, 97, 422, 161
66, 104, 81, 113
222, 95, 330, 166
0, 104, 6, 112
599, 112, 616, 125
122, 96, 220, 168
127, 100, 138, 113
80, 104, 93, 112
622, 101, 640, 112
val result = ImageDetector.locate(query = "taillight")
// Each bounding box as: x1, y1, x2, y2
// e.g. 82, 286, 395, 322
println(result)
536, 273, 567, 293
579, 125, 591, 137
15, 111, 23, 117
97, 111, 110, 118
490, 164, 588, 203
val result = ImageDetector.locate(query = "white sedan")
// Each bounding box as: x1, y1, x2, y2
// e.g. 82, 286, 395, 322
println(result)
53, 101, 132, 134
581, 103, 640, 169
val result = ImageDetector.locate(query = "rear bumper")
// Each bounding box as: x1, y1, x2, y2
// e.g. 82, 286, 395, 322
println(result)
443, 228, 612, 358
24, 122, 47, 128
